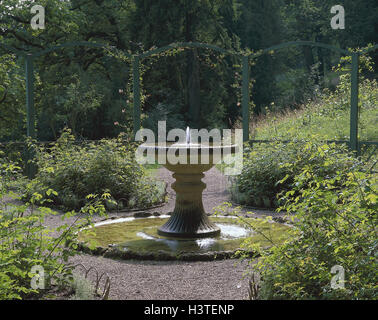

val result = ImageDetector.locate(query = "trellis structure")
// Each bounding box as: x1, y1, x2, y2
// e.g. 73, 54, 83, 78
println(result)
0, 41, 377, 178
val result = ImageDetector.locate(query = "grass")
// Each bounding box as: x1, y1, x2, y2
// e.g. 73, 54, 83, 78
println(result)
69, 274, 96, 300
143, 163, 162, 178
216, 78, 377, 175
250, 78, 378, 142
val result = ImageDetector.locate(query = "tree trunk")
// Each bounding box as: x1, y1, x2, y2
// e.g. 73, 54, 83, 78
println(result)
185, 3, 201, 128
303, 46, 315, 73
187, 48, 201, 128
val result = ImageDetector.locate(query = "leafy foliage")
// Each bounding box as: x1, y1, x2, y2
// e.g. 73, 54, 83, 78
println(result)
1, 0, 376, 142
22, 129, 166, 211
0, 160, 107, 299
0, 54, 25, 140
233, 56, 377, 209
242, 141, 377, 299
231, 139, 360, 208
253, 50, 378, 142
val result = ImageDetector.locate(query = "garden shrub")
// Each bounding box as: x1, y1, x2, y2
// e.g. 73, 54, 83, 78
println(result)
22, 129, 166, 211
0, 161, 107, 299
231, 139, 361, 208
242, 141, 377, 299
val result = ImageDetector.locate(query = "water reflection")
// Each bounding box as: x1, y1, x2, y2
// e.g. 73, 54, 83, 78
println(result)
119, 222, 252, 254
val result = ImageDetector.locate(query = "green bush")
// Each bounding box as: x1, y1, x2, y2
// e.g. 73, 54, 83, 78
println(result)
242, 141, 377, 300
0, 162, 106, 299
23, 130, 166, 211
231, 139, 361, 208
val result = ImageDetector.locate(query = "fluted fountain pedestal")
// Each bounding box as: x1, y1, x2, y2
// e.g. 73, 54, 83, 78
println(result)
158, 170, 220, 238
143, 127, 237, 239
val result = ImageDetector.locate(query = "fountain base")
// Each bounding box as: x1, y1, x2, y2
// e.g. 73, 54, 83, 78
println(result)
157, 213, 221, 238
158, 171, 220, 238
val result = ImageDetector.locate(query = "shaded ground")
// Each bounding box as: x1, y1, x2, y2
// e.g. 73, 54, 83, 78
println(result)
71, 254, 250, 300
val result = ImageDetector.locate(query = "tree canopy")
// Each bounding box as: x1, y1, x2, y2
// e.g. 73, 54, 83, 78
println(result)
0, 0, 376, 141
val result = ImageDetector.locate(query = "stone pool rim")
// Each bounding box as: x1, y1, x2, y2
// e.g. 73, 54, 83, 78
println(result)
75, 212, 289, 262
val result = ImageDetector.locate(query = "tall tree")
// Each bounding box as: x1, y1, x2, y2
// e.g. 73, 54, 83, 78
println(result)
236, 0, 285, 112
128, 0, 240, 129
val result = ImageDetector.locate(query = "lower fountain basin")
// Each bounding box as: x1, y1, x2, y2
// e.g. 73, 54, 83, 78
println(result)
78, 215, 290, 261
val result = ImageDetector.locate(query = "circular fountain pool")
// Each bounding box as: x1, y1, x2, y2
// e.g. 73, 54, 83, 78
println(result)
78, 215, 289, 261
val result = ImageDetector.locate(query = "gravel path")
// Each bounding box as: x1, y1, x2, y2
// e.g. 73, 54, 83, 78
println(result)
71, 255, 250, 300
6, 167, 277, 300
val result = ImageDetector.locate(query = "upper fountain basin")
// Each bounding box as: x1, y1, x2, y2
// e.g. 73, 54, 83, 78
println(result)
141, 142, 238, 172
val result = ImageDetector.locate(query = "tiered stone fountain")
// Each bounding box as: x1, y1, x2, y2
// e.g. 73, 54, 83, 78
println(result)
78, 128, 289, 261
146, 127, 237, 238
